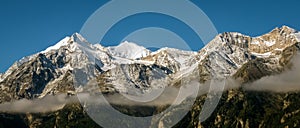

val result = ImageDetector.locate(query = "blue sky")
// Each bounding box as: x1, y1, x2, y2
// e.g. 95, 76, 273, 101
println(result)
1, 0, 300, 73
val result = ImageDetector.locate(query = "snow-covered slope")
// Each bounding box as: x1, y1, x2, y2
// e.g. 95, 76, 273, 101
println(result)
41, 37, 71, 53
1, 26, 300, 103
294, 32, 300, 42
108, 41, 151, 59
141, 47, 197, 73
0, 33, 114, 101
192, 32, 251, 79
191, 26, 300, 82
152, 48, 197, 68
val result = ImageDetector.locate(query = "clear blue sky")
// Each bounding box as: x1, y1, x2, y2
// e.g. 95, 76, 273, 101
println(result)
1, 0, 300, 73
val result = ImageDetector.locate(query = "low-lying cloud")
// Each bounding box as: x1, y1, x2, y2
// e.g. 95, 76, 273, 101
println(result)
1, 55, 300, 113
0, 80, 202, 113
0, 94, 78, 113
244, 54, 300, 92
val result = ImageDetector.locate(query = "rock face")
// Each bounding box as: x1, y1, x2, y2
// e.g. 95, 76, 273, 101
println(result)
1, 26, 300, 127
0, 33, 197, 103
149, 26, 300, 128
190, 26, 300, 83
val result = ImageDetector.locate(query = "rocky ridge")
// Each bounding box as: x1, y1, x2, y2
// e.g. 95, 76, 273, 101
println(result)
0, 26, 300, 127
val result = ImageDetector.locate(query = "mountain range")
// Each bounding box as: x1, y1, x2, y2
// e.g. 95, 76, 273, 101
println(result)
1, 26, 300, 128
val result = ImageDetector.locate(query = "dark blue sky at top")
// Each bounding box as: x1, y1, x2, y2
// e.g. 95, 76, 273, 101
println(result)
0, 0, 299, 73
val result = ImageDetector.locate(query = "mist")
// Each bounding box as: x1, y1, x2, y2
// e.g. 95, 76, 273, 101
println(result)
0, 94, 79, 113
0, 80, 203, 113
244, 54, 300, 93
1, 55, 300, 113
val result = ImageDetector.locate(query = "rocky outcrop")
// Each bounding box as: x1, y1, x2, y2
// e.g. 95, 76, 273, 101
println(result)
1, 26, 300, 127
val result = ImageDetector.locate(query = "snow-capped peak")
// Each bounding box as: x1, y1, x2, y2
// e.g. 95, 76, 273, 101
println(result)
40, 33, 91, 54
280, 25, 297, 33
71, 32, 88, 43
40, 33, 97, 54
41, 36, 71, 53
108, 41, 151, 59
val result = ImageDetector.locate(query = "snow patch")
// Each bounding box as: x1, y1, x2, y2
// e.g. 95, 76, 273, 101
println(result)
265, 41, 276, 47
251, 40, 260, 45
251, 52, 272, 58
17, 55, 38, 67
274, 48, 284, 51
112, 56, 154, 66
295, 33, 300, 42
0, 73, 3, 82
151, 47, 197, 70
93, 44, 106, 51
251, 40, 276, 47
174, 63, 198, 79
